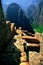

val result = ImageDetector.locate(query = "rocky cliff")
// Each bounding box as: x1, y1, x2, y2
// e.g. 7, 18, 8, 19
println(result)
26, 1, 43, 26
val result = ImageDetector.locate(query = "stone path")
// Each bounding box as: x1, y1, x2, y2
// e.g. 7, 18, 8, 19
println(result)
29, 35, 43, 65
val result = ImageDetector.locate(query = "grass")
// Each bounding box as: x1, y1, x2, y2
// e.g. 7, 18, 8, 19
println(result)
34, 25, 43, 33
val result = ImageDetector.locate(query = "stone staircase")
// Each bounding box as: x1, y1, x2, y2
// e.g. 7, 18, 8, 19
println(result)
13, 29, 40, 65
0, 21, 43, 65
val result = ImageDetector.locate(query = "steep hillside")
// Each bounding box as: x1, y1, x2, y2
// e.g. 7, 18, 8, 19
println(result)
0, 5, 5, 22
26, 1, 43, 25
26, 1, 43, 32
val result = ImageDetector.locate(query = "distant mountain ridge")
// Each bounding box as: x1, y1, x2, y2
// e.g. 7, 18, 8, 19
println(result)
26, 1, 43, 26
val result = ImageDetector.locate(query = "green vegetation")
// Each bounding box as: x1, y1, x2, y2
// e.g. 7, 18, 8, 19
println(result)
32, 22, 43, 33
0, 6, 5, 22
34, 25, 43, 33
0, 6, 20, 65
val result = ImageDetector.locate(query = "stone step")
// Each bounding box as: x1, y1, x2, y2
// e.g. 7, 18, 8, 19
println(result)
20, 61, 30, 65
20, 55, 27, 63
21, 52, 26, 57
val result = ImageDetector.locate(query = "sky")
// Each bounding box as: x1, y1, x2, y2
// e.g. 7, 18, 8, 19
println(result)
1, 0, 41, 16
1, 0, 41, 10
1, 0, 33, 10
1, 0, 40, 9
